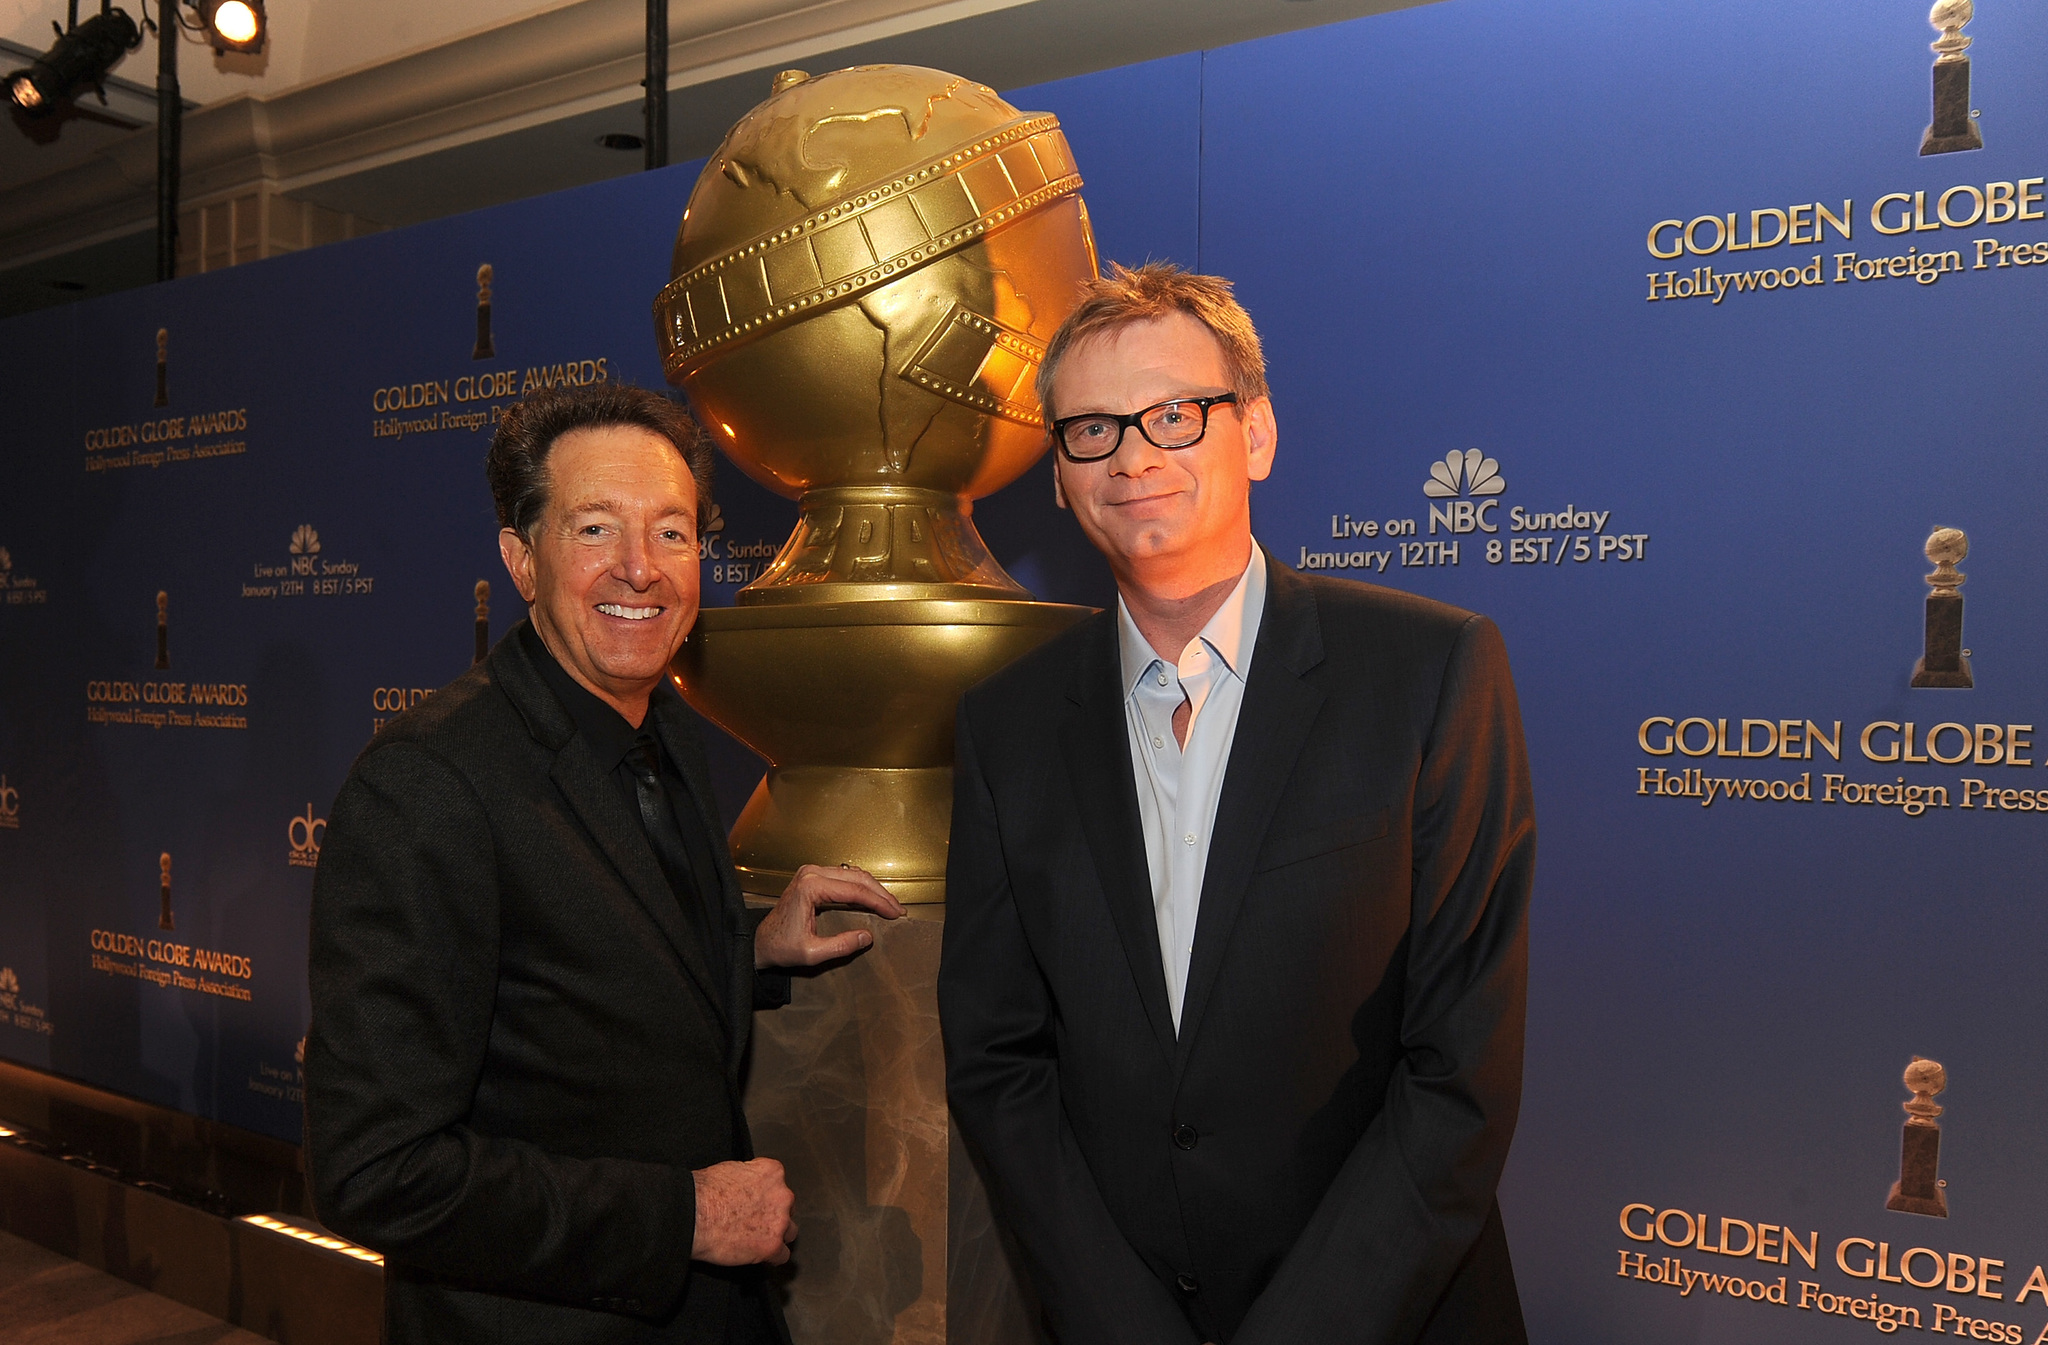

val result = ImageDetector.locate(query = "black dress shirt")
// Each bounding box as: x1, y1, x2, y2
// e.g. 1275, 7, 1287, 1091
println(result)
518, 626, 786, 1345
520, 624, 790, 1016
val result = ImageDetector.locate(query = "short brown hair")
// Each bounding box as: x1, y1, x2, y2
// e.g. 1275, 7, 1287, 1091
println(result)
1036, 261, 1269, 422
486, 383, 715, 538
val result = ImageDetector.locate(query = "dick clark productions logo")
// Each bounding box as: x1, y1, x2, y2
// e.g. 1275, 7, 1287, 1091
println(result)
288, 805, 325, 869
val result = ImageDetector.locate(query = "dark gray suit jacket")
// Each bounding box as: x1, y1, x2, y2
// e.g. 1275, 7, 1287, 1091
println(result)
306, 621, 786, 1344
940, 555, 1533, 1345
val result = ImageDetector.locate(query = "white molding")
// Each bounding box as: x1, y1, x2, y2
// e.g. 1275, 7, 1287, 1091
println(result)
0, 0, 1039, 267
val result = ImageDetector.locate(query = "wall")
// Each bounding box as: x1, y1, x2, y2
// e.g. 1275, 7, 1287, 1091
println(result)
3, 3, 2045, 1338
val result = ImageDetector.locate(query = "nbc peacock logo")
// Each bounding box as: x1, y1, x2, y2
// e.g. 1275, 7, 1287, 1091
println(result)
289, 525, 321, 577
1423, 449, 1506, 500
0, 548, 37, 606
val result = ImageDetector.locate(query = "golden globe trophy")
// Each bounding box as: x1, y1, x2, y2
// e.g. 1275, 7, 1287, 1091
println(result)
1911, 527, 1972, 688
654, 65, 1099, 1341
1886, 1057, 1950, 1217
1920, 0, 1984, 156
472, 264, 496, 360
472, 580, 492, 665
657, 64, 1097, 904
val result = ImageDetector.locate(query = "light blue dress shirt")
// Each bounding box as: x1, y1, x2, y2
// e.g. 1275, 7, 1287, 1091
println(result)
1116, 545, 1268, 1031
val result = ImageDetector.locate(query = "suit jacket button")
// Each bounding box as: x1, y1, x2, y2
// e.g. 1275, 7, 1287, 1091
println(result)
1172, 1124, 1198, 1150
1176, 1272, 1200, 1294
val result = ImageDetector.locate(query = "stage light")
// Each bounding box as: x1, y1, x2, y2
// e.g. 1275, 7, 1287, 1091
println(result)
198, 0, 264, 53
5, 8, 142, 117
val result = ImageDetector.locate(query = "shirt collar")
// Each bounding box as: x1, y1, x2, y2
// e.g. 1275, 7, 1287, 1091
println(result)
519, 620, 669, 771
1116, 544, 1268, 696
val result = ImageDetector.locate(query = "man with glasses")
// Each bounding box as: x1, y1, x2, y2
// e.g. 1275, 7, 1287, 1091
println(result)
940, 263, 1534, 1345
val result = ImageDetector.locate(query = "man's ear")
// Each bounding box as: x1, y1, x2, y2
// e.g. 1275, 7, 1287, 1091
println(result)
498, 527, 539, 603
1244, 396, 1278, 483
1051, 455, 1069, 510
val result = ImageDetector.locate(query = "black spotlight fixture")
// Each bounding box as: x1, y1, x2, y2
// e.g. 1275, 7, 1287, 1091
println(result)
196, 0, 263, 54
6, 7, 142, 117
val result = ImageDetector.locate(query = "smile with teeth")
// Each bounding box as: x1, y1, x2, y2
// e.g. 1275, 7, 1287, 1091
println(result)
596, 603, 664, 621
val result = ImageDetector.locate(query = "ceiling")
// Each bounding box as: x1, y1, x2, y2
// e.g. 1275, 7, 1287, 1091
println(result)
0, 0, 1429, 317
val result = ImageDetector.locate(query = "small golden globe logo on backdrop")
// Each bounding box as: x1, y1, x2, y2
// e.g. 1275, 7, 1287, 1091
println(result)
0, 967, 17, 997
1920, 0, 1984, 155
473, 264, 495, 360
1886, 1057, 1950, 1217
1910, 528, 1973, 689
0, 775, 18, 830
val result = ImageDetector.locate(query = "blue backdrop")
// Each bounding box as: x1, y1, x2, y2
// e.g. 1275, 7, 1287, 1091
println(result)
3, 2, 2044, 1340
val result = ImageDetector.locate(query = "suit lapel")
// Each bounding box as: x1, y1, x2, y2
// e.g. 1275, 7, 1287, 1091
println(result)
547, 739, 731, 1027
1173, 556, 1327, 1065
651, 698, 752, 1066
1060, 614, 1179, 1069
490, 623, 734, 1027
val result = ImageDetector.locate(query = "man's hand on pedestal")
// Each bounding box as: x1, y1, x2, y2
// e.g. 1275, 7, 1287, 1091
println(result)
692, 1158, 799, 1266
754, 863, 905, 969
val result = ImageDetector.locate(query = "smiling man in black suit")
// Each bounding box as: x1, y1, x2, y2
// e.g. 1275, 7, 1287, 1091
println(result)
940, 263, 1535, 1345
306, 383, 903, 1344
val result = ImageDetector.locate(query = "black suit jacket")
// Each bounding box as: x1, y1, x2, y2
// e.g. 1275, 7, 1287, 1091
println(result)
940, 556, 1534, 1345
306, 621, 787, 1344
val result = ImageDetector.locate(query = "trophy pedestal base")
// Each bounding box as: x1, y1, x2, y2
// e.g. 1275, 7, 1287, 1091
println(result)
1921, 127, 1984, 155
730, 767, 953, 906
745, 907, 1042, 1345
1886, 1123, 1948, 1217
1921, 60, 1983, 156
1910, 655, 1973, 689
1886, 1180, 1949, 1218
675, 597, 1093, 906
1912, 591, 1971, 687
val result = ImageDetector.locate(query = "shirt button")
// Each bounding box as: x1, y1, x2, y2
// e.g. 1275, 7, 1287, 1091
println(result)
1177, 1273, 1200, 1294
1173, 1124, 1198, 1150
1152, 736, 1164, 749
1183, 833, 1196, 846
1157, 673, 1168, 686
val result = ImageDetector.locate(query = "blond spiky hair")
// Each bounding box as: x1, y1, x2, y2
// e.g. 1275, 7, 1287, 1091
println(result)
1036, 261, 1269, 422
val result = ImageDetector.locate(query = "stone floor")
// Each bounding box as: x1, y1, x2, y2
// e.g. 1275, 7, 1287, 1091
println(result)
0, 1228, 269, 1345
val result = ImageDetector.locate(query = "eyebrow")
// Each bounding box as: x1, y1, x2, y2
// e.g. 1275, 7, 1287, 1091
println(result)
1060, 387, 1229, 417
563, 500, 692, 520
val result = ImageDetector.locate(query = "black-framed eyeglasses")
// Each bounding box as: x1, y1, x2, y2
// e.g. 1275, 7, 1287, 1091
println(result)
1051, 393, 1239, 463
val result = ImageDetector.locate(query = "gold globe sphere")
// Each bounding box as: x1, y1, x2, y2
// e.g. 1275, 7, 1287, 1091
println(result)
655, 64, 1098, 602
658, 66, 1099, 903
